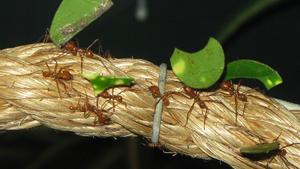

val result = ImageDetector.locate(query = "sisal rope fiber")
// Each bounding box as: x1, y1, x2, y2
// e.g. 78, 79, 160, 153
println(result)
0, 43, 300, 169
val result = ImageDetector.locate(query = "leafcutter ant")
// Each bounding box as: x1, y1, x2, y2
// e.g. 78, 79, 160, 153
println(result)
63, 39, 111, 74
181, 86, 218, 129
240, 133, 300, 168
97, 89, 126, 112
42, 60, 73, 98
148, 85, 170, 106
220, 80, 248, 124
69, 95, 110, 125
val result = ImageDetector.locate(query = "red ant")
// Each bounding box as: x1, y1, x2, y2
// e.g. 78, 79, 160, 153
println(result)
63, 39, 112, 74
219, 80, 248, 124
148, 85, 170, 106
97, 89, 125, 112
182, 86, 214, 128
42, 60, 73, 98
62, 39, 99, 73
158, 85, 228, 129
69, 95, 110, 125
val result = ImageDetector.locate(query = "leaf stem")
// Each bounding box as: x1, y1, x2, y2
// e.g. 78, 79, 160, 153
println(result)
216, 0, 283, 43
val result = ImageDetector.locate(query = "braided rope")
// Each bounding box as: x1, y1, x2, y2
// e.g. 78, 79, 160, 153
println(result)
0, 43, 300, 169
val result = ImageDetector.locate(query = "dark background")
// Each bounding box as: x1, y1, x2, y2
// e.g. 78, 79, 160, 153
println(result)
0, 0, 299, 169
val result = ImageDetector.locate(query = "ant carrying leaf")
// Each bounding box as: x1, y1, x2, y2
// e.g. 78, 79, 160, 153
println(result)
240, 133, 300, 168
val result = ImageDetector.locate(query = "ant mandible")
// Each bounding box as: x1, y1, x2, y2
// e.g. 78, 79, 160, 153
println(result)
220, 80, 248, 124
42, 60, 73, 98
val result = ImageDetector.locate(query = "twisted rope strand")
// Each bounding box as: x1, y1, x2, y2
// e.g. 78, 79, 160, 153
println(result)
0, 43, 300, 169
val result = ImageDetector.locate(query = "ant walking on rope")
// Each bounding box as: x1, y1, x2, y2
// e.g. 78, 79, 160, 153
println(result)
219, 80, 248, 125
240, 133, 300, 169
63, 39, 97, 72
154, 85, 229, 129
97, 88, 128, 113
62, 39, 105, 73
148, 85, 170, 106
42, 60, 73, 98
181, 86, 220, 129
69, 94, 111, 125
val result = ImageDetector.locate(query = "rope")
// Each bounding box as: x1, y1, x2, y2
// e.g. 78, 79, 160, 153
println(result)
0, 43, 300, 169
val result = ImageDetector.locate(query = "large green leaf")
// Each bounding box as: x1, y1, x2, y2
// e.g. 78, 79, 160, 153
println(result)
225, 59, 282, 90
50, 0, 113, 46
170, 38, 225, 88
82, 73, 134, 96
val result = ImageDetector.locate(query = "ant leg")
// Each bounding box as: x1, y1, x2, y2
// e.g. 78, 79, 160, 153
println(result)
45, 62, 51, 72
242, 102, 247, 116
266, 154, 276, 169
96, 96, 99, 110
58, 80, 70, 96
112, 88, 115, 112
54, 60, 58, 74
55, 80, 62, 98
234, 94, 238, 124
87, 39, 99, 50
184, 100, 196, 126
203, 108, 208, 130
80, 55, 83, 74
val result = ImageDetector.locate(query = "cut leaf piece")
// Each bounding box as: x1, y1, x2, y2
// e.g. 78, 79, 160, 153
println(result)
170, 38, 225, 88
50, 0, 113, 46
82, 73, 134, 96
225, 59, 282, 90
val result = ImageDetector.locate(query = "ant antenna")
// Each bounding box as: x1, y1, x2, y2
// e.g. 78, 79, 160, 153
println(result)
87, 39, 99, 50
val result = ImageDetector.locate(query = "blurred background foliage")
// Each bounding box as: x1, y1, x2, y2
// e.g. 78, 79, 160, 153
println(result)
0, 0, 299, 168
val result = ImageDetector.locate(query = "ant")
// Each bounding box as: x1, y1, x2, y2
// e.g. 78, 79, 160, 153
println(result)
42, 60, 73, 98
158, 85, 228, 129
97, 89, 125, 112
69, 95, 110, 125
148, 85, 170, 106
63, 39, 111, 74
219, 80, 248, 124
240, 133, 300, 169
181, 86, 214, 128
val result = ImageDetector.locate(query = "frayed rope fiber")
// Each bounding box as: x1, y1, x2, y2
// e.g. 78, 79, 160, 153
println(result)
1, 43, 300, 169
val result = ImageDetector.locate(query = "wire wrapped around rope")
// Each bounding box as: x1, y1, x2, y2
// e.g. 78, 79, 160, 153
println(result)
0, 43, 300, 169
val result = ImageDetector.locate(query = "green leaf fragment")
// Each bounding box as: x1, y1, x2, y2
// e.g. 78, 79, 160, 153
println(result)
225, 59, 282, 90
240, 142, 279, 155
50, 0, 113, 46
170, 37, 225, 89
82, 73, 134, 96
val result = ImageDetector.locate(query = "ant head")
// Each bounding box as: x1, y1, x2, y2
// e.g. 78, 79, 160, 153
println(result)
198, 101, 206, 108
69, 105, 76, 110
220, 81, 234, 91
238, 94, 248, 102
85, 50, 94, 58
149, 86, 159, 92
183, 86, 193, 94
116, 96, 123, 102
61, 70, 73, 80
42, 71, 51, 77
99, 90, 110, 97
63, 41, 78, 55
